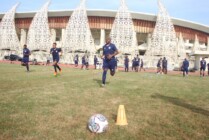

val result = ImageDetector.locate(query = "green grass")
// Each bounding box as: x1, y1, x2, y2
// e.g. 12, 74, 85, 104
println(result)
0, 63, 209, 140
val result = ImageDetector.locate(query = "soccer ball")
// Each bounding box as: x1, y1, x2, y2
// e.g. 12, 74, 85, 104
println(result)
88, 114, 108, 133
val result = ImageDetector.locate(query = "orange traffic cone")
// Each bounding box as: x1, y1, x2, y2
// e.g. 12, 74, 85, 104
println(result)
116, 105, 128, 125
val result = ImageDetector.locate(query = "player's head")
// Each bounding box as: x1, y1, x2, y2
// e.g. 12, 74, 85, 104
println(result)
53, 42, 57, 48
163, 57, 166, 60
106, 37, 111, 44
202, 57, 205, 60
23, 44, 27, 48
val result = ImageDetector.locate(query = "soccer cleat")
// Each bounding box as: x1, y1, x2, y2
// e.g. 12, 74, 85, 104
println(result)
59, 68, 62, 74
101, 84, 105, 87
54, 72, 57, 76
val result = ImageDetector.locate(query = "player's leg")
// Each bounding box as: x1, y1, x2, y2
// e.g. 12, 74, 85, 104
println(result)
186, 68, 189, 76
26, 62, 29, 72
54, 58, 61, 73
53, 60, 58, 75
200, 68, 202, 76
203, 68, 205, 77
183, 69, 185, 77
110, 60, 116, 76
102, 68, 108, 86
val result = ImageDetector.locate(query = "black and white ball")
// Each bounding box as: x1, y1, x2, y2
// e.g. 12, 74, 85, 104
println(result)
88, 114, 108, 133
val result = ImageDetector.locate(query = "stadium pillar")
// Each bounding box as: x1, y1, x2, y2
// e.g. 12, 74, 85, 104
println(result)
51, 29, 56, 43
194, 55, 201, 70
147, 33, 151, 47
100, 29, 105, 47
20, 29, 26, 47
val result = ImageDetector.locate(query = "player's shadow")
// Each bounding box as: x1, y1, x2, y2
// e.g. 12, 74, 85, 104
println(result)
151, 94, 209, 117
93, 79, 110, 87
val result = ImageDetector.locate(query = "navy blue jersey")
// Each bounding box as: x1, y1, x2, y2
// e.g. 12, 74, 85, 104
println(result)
23, 48, 30, 58
82, 56, 85, 64
157, 60, 162, 67
103, 43, 117, 60
132, 59, 135, 64
162, 59, 167, 67
50, 48, 61, 59
135, 57, 140, 63
141, 60, 144, 66
183, 60, 189, 68
200, 60, 206, 68
74, 56, 79, 61
94, 57, 98, 63
207, 63, 209, 69
124, 58, 129, 65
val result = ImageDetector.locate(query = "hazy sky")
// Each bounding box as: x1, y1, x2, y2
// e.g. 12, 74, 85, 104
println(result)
0, 0, 208, 26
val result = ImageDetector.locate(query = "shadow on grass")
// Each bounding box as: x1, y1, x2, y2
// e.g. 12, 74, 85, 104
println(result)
151, 94, 209, 117
93, 79, 109, 87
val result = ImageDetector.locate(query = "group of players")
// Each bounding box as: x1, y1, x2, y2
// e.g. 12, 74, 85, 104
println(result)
22, 37, 209, 87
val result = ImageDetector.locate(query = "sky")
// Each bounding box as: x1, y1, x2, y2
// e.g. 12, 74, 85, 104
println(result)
0, 0, 209, 26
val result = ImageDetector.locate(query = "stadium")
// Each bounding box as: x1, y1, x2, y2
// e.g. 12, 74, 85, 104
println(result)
0, 1, 209, 69
1, 1, 209, 139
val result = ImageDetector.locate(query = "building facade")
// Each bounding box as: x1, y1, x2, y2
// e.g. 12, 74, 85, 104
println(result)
1, 10, 209, 69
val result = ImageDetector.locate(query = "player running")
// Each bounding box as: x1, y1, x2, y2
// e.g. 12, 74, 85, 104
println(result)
50, 43, 62, 76
101, 37, 119, 87
22, 44, 31, 72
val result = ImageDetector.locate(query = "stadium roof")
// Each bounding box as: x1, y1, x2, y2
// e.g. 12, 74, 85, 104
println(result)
1, 9, 209, 34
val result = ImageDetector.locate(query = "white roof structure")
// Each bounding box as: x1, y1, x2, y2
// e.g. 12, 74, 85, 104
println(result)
1, 10, 208, 34
26, 1, 51, 51
63, 0, 94, 53
110, 0, 137, 54
0, 3, 20, 51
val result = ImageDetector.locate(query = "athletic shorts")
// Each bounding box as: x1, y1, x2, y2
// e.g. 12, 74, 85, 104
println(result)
200, 67, 206, 71
75, 61, 78, 64
103, 59, 116, 72
162, 66, 167, 69
53, 57, 59, 63
22, 57, 29, 63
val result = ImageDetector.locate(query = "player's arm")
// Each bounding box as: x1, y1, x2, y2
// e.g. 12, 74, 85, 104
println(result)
113, 49, 119, 57
107, 49, 119, 59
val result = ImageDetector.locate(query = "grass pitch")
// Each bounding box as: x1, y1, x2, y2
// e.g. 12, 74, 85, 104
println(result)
0, 63, 209, 140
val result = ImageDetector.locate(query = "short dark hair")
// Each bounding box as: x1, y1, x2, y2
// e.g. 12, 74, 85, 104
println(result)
23, 44, 27, 47
53, 42, 57, 45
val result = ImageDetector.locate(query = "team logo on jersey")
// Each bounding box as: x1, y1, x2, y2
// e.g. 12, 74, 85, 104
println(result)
108, 47, 111, 49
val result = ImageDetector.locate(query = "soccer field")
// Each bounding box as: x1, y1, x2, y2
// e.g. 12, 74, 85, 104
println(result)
0, 63, 209, 140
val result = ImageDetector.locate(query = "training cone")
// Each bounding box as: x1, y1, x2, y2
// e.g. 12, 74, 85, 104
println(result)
116, 105, 128, 125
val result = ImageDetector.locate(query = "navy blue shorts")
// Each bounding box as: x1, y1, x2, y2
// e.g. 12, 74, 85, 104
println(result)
125, 64, 129, 68
103, 59, 116, 71
183, 67, 189, 73
75, 61, 78, 64
22, 57, 29, 63
200, 67, 206, 71
53, 57, 59, 63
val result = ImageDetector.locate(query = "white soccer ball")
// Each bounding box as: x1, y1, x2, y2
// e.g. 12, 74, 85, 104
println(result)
88, 114, 108, 133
